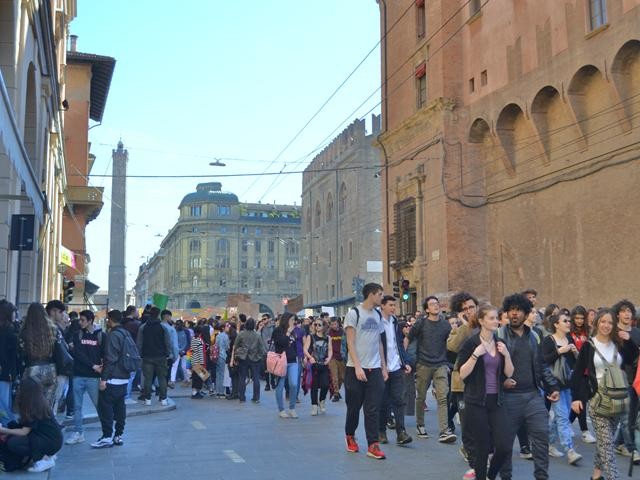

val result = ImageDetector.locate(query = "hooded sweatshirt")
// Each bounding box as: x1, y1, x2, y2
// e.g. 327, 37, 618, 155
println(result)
73, 328, 104, 378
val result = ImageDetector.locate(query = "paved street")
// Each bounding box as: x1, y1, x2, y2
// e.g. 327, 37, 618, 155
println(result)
8, 383, 623, 480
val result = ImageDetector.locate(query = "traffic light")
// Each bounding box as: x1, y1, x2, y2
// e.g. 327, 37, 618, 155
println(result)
401, 279, 410, 302
392, 280, 400, 299
63, 279, 75, 304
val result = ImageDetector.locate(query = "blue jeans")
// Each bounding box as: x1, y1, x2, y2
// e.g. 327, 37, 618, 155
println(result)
125, 370, 137, 400
276, 362, 299, 412
549, 388, 574, 451
73, 377, 100, 433
0, 381, 15, 425
216, 360, 226, 395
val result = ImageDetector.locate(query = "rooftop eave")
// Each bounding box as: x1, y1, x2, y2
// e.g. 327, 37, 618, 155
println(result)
66, 51, 116, 122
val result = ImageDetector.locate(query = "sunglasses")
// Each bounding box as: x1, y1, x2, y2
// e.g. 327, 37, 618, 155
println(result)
314, 323, 323, 327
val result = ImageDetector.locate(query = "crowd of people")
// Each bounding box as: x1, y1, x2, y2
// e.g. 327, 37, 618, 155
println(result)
1, 286, 639, 480
340, 284, 640, 480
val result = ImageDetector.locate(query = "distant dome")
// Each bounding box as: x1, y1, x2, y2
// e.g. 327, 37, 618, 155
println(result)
179, 182, 239, 208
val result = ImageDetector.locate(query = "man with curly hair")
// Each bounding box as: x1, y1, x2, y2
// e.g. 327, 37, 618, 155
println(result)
498, 293, 559, 480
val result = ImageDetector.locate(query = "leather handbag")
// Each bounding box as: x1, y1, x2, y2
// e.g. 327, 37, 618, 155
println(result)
53, 334, 73, 376
266, 351, 287, 377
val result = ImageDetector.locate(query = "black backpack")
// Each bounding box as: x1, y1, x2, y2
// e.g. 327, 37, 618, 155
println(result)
114, 328, 142, 373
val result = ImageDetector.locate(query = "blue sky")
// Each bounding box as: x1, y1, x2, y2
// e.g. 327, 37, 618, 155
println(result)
71, 0, 382, 290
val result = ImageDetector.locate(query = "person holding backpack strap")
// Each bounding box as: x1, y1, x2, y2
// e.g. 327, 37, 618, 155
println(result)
570, 308, 639, 480
541, 313, 582, 464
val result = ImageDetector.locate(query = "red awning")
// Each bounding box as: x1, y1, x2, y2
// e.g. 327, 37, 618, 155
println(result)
415, 62, 427, 78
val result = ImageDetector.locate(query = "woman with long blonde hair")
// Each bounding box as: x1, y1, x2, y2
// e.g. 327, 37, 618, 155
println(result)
20, 303, 58, 408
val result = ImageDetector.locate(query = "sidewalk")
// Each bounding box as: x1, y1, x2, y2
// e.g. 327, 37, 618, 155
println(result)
58, 391, 177, 427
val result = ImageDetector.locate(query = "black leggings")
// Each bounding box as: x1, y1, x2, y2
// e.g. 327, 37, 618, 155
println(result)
464, 395, 512, 480
311, 365, 330, 405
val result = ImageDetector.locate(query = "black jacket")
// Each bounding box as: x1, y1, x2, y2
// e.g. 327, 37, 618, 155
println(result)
497, 325, 559, 395
380, 315, 409, 372
137, 317, 170, 358
570, 338, 638, 405
272, 327, 297, 363
458, 333, 507, 406
101, 326, 133, 381
540, 334, 577, 389
0, 325, 18, 382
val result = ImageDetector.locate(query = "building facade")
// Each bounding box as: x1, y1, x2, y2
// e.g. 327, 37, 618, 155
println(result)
0, 0, 76, 310
378, 0, 640, 308
62, 36, 115, 309
134, 182, 302, 316
301, 116, 383, 315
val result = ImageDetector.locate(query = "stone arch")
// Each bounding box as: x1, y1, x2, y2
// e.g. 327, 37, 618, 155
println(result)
495, 103, 539, 175
530, 85, 578, 163
567, 65, 621, 147
611, 40, 640, 129
0, 1, 17, 97
464, 118, 491, 200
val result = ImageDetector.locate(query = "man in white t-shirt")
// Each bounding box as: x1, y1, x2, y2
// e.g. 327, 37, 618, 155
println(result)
344, 283, 388, 460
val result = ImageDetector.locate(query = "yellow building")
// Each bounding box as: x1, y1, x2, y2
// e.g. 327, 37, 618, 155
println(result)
135, 182, 302, 317
0, 0, 76, 310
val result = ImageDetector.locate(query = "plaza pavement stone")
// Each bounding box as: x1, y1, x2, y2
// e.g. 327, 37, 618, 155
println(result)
7, 383, 612, 479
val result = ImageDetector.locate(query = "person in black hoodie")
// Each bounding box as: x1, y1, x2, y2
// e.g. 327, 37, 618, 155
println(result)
65, 310, 104, 445
0, 300, 18, 425
91, 310, 134, 449
136, 306, 173, 406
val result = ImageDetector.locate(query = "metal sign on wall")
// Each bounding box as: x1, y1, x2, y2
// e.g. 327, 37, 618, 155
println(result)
9, 214, 35, 251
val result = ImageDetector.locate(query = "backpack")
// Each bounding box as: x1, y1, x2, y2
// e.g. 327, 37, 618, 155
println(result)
589, 341, 629, 418
115, 328, 142, 373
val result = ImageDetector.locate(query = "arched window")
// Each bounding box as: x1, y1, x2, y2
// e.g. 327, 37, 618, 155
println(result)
192, 275, 199, 288
348, 240, 353, 260
339, 182, 347, 214
326, 193, 333, 222
328, 250, 332, 267
315, 201, 321, 228
340, 245, 344, 263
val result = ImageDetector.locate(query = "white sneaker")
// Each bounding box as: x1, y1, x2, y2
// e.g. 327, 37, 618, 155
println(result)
28, 457, 55, 473
91, 436, 114, 449
65, 432, 85, 445
319, 400, 326, 414
567, 448, 582, 465
124, 398, 138, 406
548, 445, 564, 458
581, 430, 596, 444
311, 405, 318, 416
615, 444, 633, 457
144, 399, 151, 406
278, 410, 289, 419
288, 409, 298, 419
160, 399, 169, 406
